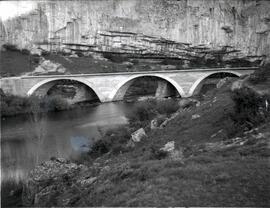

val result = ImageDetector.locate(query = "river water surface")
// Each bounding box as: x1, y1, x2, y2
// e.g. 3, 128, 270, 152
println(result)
1, 102, 135, 182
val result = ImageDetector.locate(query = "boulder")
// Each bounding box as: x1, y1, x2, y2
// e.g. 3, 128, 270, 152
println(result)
216, 77, 231, 88
231, 79, 245, 91
150, 118, 159, 129
41, 60, 61, 72
122, 61, 134, 66
159, 118, 170, 128
91, 53, 108, 61
191, 114, 200, 120
169, 149, 184, 161
131, 128, 146, 142
33, 59, 67, 75
159, 112, 180, 128
160, 141, 183, 161
78, 177, 97, 187
30, 47, 42, 56
57, 66, 67, 73
160, 141, 175, 152
150, 114, 167, 129
33, 65, 46, 74
69, 54, 79, 58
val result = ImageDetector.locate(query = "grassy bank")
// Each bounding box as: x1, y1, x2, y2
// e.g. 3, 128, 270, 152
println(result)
87, 98, 180, 158
71, 66, 270, 206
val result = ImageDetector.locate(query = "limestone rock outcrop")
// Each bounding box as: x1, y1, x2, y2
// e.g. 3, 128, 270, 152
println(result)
23, 59, 67, 75
131, 128, 147, 142
1, 0, 269, 67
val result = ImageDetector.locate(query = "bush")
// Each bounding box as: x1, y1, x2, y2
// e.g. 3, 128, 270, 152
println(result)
2, 44, 19, 51
0, 92, 32, 116
155, 99, 179, 115
48, 96, 70, 111
89, 126, 131, 157
0, 91, 72, 117
127, 100, 156, 123
127, 99, 179, 125
248, 64, 270, 84
230, 87, 269, 129
21, 49, 30, 55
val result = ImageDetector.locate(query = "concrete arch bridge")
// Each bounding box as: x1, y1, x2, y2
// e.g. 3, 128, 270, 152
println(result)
0, 68, 256, 103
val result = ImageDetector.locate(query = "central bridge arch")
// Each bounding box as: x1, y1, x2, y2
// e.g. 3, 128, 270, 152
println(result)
27, 77, 102, 102
110, 74, 185, 101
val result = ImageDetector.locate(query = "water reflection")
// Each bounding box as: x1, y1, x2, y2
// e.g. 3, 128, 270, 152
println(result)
70, 136, 92, 152
1, 102, 132, 182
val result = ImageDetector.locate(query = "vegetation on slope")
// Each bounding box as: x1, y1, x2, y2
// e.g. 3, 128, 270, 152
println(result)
0, 44, 168, 77
18, 65, 270, 207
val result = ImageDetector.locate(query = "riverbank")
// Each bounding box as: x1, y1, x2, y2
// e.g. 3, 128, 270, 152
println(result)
16, 66, 270, 206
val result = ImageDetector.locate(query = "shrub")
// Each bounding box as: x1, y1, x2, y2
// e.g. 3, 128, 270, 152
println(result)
89, 126, 131, 157
248, 64, 270, 84
21, 49, 30, 55
2, 44, 19, 51
230, 87, 269, 129
48, 96, 70, 111
126, 99, 179, 129
0, 92, 32, 116
90, 139, 110, 156
0, 91, 72, 117
127, 100, 157, 124
155, 99, 179, 115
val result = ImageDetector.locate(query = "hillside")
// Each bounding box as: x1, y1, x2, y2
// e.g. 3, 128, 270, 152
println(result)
16, 66, 270, 207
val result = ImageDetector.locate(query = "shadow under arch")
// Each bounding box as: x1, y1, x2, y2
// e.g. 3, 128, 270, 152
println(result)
188, 71, 241, 96
27, 77, 102, 102
110, 74, 185, 101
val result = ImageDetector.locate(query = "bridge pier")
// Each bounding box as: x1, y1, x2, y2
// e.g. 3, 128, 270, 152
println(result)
155, 80, 177, 98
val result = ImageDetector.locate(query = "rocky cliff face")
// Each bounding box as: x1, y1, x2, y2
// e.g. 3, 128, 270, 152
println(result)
1, 0, 270, 65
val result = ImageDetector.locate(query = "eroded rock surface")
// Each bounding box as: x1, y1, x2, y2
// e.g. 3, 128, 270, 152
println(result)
1, 0, 269, 67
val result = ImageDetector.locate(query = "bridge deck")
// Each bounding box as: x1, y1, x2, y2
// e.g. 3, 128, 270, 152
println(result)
0, 66, 258, 80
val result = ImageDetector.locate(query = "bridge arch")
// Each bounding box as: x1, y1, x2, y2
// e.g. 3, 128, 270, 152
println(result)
110, 74, 185, 101
27, 77, 102, 102
189, 71, 241, 96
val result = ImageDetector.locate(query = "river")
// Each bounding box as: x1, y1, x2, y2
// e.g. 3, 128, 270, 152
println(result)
1, 101, 135, 182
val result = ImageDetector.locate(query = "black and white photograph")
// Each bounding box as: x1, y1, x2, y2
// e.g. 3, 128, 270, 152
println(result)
0, 0, 269, 207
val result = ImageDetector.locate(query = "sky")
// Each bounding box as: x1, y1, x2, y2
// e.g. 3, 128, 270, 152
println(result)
0, 1, 37, 21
